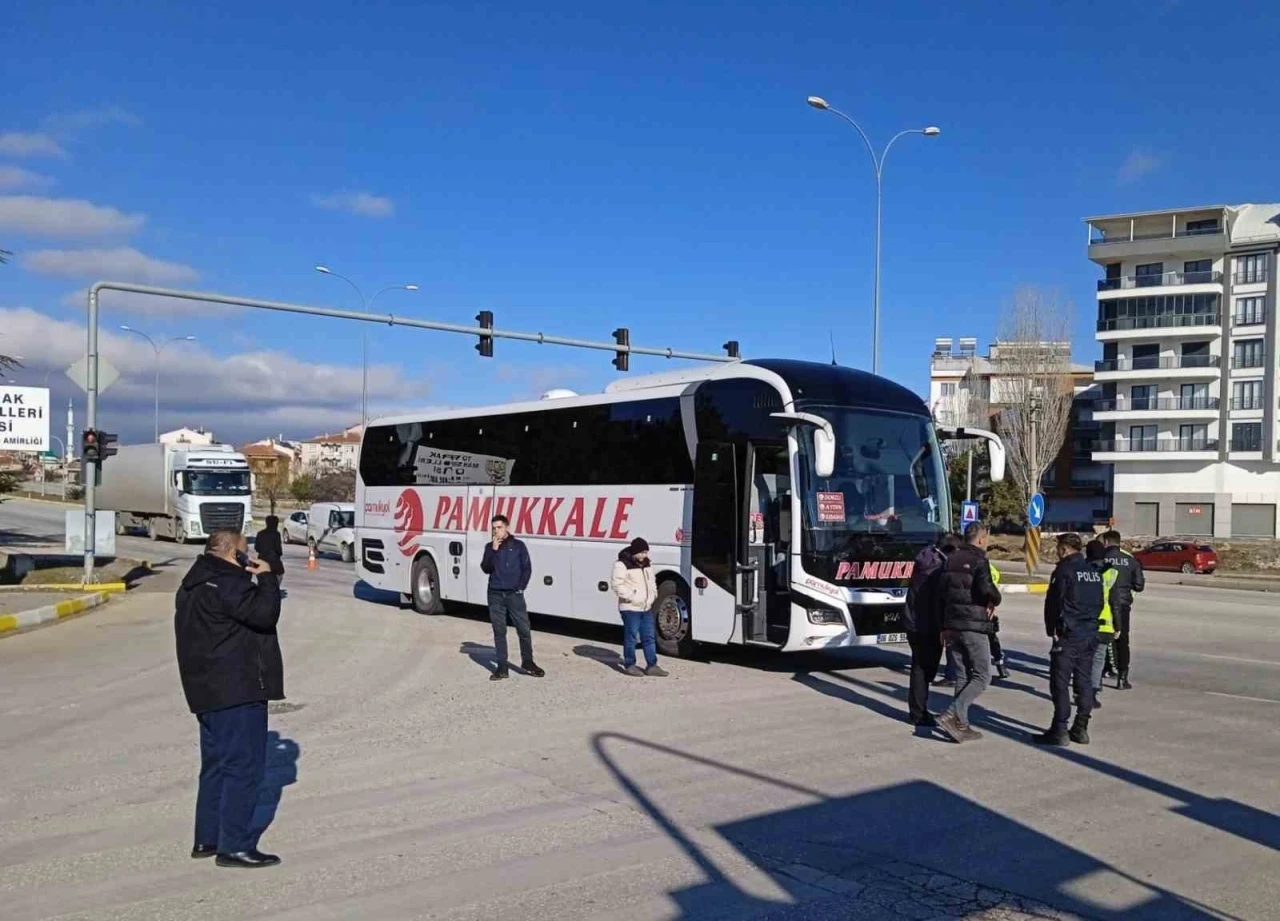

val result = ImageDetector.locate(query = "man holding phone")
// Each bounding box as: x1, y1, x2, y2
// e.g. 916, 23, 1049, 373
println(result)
175, 529, 284, 868
480, 514, 543, 681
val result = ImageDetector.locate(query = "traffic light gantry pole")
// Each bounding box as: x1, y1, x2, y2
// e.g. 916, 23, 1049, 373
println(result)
81, 281, 741, 582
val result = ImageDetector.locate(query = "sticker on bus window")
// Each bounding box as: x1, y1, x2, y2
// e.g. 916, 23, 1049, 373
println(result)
816, 492, 845, 523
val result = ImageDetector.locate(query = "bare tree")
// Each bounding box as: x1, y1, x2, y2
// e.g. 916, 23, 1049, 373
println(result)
992, 287, 1075, 514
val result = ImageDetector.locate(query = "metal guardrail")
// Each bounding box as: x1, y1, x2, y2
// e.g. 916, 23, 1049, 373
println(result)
1090, 227, 1222, 245
1095, 355, 1219, 372
1095, 313, 1220, 332
1233, 271, 1268, 285
1230, 356, 1266, 370
1097, 270, 1220, 291
1094, 439, 1219, 453
1093, 397, 1218, 412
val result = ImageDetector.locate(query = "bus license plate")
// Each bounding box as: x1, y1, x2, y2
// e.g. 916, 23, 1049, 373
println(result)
877, 632, 907, 645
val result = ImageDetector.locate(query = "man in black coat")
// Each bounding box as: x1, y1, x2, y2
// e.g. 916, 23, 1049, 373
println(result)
935, 523, 1001, 743
1034, 532, 1105, 747
1100, 529, 1145, 689
175, 528, 284, 868
254, 515, 285, 578
904, 532, 958, 727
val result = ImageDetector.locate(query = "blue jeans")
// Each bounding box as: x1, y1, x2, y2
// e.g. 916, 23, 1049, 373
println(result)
195, 701, 267, 853
621, 610, 657, 669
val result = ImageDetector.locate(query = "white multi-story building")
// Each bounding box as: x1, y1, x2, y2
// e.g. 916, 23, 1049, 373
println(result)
929, 337, 1110, 528
1085, 203, 1280, 538
299, 425, 363, 474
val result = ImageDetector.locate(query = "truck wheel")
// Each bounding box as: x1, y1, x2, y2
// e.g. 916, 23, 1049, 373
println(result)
341, 542, 354, 564
654, 580, 694, 658
410, 555, 443, 615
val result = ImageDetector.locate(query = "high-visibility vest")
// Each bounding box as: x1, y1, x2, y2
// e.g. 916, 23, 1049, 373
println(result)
989, 562, 1002, 585
1098, 567, 1117, 635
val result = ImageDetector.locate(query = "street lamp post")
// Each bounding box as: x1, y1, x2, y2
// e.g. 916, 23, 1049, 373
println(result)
314, 266, 419, 428
118, 326, 197, 442
807, 95, 940, 375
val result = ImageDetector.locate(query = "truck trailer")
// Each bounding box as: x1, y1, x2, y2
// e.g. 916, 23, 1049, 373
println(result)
97, 442, 254, 542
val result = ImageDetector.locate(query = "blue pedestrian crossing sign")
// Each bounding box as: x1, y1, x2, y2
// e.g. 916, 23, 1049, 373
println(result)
1027, 492, 1046, 528
960, 500, 980, 525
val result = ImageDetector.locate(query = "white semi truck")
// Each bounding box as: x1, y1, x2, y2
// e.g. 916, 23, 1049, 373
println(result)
98, 442, 255, 542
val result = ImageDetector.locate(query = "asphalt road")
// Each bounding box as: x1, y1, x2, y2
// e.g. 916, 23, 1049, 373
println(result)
1, 497, 1278, 920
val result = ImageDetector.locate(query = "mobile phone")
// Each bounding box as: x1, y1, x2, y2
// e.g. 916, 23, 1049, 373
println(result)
234, 550, 252, 569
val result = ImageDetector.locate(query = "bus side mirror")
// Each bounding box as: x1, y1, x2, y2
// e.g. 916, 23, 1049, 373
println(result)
987, 437, 1006, 483
939, 425, 1006, 483
770, 411, 836, 478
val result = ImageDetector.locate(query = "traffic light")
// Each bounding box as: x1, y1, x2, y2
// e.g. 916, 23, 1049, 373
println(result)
475, 310, 494, 358
611, 327, 630, 372
99, 431, 118, 461
723, 340, 740, 359
82, 429, 100, 464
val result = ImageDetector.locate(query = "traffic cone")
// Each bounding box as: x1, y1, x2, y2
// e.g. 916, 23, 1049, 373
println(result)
307, 545, 318, 571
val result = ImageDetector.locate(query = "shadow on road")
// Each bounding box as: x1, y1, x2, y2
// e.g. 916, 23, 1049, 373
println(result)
592, 731, 1239, 920
573, 643, 626, 673
250, 731, 299, 849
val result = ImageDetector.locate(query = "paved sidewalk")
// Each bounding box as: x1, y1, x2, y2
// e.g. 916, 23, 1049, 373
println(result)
0, 590, 112, 637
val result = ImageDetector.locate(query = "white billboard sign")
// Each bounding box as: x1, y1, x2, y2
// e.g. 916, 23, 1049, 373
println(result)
412, 446, 514, 486
0, 386, 50, 453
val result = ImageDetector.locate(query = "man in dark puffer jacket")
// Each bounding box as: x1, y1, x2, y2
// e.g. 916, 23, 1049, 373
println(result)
936, 522, 1001, 743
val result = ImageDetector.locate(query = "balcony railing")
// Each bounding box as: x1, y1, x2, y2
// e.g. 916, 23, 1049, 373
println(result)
1231, 397, 1264, 410
1231, 355, 1266, 370
1097, 270, 1221, 291
1233, 270, 1268, 285
1095, 355, 1219, 372
1096, 313, 1220, 333
1093, 397, 1219, 412
1233, 311, 1266, 327
1229, 437, 1264, 452
1094, 438, 1219, 453
1090, 226, 1222, 246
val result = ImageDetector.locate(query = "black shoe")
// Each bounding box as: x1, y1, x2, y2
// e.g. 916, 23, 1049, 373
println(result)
1032, 729, 1070, 746
490, 668, 510, 681
522, 662, 545, 678
215, 850, 281, 868
912, 713, 938, 728
995, 661, 1010, 681
1119, 672, 1133, 690
1069, 724, 1091, 745
1092, 694, 1102, 710
191, 844, 217, 859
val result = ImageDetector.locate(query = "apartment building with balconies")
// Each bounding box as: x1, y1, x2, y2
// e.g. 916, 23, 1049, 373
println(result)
1085, 203, 1280, 538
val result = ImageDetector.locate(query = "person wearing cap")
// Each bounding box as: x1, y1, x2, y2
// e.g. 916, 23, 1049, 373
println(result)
612, 538, 667, 677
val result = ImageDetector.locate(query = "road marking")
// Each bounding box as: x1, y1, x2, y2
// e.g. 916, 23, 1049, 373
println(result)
1194, 653, 1280, 668
1205, 691, 1280, 704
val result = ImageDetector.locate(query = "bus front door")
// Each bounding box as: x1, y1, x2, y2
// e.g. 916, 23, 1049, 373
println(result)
690, 442, 739, 645
744, 443, 791, 645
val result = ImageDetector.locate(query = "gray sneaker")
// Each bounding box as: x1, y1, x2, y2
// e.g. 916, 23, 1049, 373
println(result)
936, 711, 964, 743
623, 665, 646, 677
958, 726, 984, 742
645, 665, 669, 677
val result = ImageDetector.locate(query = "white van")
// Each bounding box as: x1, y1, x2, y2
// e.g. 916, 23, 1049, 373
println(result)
306, 502, 356, 562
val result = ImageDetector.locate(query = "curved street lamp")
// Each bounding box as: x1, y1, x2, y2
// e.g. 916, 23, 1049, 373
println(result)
119, 326, 197, 441
807, 95, 940, 375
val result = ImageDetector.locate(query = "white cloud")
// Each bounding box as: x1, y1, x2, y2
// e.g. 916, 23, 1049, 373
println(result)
0, 195, 145, 237
0, 131, 66, 158
0, 166, 53, 191
1118, 150, 1162, 184
0, 306, 429, 445
41, 106, 142, 135
311, 191, 395, 219
23, 247, 198, 284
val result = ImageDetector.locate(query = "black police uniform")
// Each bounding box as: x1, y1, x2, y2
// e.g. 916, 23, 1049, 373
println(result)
1101, 545, 1145, 686
1038, 550, 1104, 742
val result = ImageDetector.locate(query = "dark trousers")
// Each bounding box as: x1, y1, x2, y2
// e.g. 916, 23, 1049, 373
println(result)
1114, 605, 1132, 674
906, 630, 943, 722
195, 701, 267, 853
988, 631, 1004, 663
488, 589, 533, 668
1050, 631, 1097, 731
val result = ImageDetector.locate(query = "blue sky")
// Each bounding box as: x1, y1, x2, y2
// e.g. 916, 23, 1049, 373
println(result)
3, 0, 1279, 443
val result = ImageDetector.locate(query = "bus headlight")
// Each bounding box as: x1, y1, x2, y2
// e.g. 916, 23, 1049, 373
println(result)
806, 603, 846, 626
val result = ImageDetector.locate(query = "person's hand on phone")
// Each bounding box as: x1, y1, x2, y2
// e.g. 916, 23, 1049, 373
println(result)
246, 557, 272, 576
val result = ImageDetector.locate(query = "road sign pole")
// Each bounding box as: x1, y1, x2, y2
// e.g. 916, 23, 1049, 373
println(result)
1024, 526, 1040, 575
82, 288, 100, 584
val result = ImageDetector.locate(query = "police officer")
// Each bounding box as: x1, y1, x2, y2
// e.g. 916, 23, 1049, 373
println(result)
1034, 532, 1104, 746
987, 561, 1010, 681
1100, 530, 1144, 689
1085, 540, 1118, 710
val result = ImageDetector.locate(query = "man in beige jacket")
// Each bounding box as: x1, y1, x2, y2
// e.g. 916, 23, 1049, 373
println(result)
611, 538, 667, 677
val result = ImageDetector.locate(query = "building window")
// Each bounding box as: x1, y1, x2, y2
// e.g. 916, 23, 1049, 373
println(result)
1128, 424, 1156, 450
1135, 263, 1164, 287
941, 382, 957, 396
1234, 296, 1265, 326
1232, 339, 1265, 369
1178, 423, 1208, 450
1185, 218, 1220, 235
1235, 253, 1267, 284
1233, 380, 1264, 410
1180, 382, 1208, 409
1183, 259, 1213, 283
1130, 384, 1154, 410
1231, 422, 1263, 451
1095, 292, 1219, 332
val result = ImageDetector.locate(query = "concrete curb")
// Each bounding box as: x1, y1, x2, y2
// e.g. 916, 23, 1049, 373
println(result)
0, 582, 127, 593
0, 591, 112, 637
1000, 583, 1049, 594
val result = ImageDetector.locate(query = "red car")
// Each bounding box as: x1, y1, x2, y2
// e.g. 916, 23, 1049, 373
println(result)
1133, 540, 1218, 574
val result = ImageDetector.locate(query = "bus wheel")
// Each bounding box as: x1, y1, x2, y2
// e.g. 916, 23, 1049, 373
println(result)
654, 580, 693, 658
410, 555, 443, 615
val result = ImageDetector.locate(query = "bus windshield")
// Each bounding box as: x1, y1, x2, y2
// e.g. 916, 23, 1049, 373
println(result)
795, 407, 948, 550
184, 470, 252, 496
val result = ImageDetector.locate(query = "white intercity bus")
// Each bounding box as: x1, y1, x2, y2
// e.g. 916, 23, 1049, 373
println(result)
355, 359, 1004, 657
